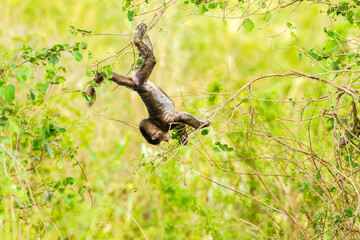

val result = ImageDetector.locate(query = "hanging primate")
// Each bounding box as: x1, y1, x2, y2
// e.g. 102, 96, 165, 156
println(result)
88, 23, 210, 145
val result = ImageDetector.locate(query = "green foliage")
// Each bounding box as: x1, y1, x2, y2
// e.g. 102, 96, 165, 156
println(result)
201, 128, 209, 135
127, 10, 134, 22
2, 0, 360, 238
0, 84, 15, 104
208, 81, 221, 106
213, 141, 233, 152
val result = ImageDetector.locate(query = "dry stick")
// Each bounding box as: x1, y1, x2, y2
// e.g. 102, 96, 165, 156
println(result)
2, 143, 49, 227
1, 143, 26, 171
52, 143, 95, 207
196, 138, 304, 182
175, 145, 291, 219
194, 170, 285, 214
88, 43, 131, 68
268, 129, 360, 214
133, 149, 180, 192
258, 6, 279, 29
245, 142, 311, 239
237, 217, 268, 236
96, 114, 139, 130
71, 30, 130, 36
123, 210, 149, 240
209, 71, 358, 121
280, 0, 300, 8
163, 137, 198, 192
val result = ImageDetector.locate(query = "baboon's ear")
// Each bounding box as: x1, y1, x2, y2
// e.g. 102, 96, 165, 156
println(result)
151, 131, 162, 140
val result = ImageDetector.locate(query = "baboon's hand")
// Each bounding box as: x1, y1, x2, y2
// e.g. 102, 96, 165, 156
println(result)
201, 119, 211, 128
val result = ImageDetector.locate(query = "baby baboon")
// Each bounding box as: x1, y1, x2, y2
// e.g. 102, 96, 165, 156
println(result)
88, 23, 210, 145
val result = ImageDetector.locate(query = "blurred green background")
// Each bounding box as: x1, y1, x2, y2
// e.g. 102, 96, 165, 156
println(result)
1, 0, 359, 239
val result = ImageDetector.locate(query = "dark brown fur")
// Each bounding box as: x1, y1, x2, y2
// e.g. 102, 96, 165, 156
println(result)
88, 24, 210, 145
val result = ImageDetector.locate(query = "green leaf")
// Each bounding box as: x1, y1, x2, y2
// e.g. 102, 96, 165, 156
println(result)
330, 61, 340, 70
199, 5, 209, 15
209, 3, 217, 9
308, 49, 319, 59
243, 19, 254, 32
0, 136, 10, 144
299, 53, 302, 61
57, 158, 63, 169
48, 53, 59, 65
72, 50, 83, 61
348, 52, 356, 58
225, 147, 233, 152
53, 75, 66, 84
286, 22, 292, 29
136, 58, 143, 68
64, 194, 74, 208
104, 79, 112, 87
263, 11, 271, 22
124, 0, 131, 8
46, 63, 56, 79
82, 91, 94, 104
345, 208, 353, 217
54, 180, 61, 189
327, 30, 335, 37
213, 147, 220, 152
2, 84, 15, 104
36, 81, 51, 95
73, 42, 80, 50
201, 129, 209, 135
304, 179, 310, 189
80, 42, 88, 49
86, 69, 94, 77
127, 10, 134, 22
33, 137, 44, 150
16, 66, 32, 82
44, 143, 54, 158
0, 117, 8, 129
63, 43, 70, 50
272, 43, 277, 54
8, 121, 20, 133
63, 177, 76, 186
103, 65, 113, 77
51, 44, 65, 51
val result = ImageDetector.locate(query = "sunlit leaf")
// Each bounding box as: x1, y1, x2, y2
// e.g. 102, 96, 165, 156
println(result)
127, 10, 134, 21
201, 129, 209, 135
72, 50, 83, 61
16, 66, 32, 82
44, 143, 54, 158
243, 18, 254, 32
263, 11, 271, 22
345, 208, 354, 217
2, 84, 15, 104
